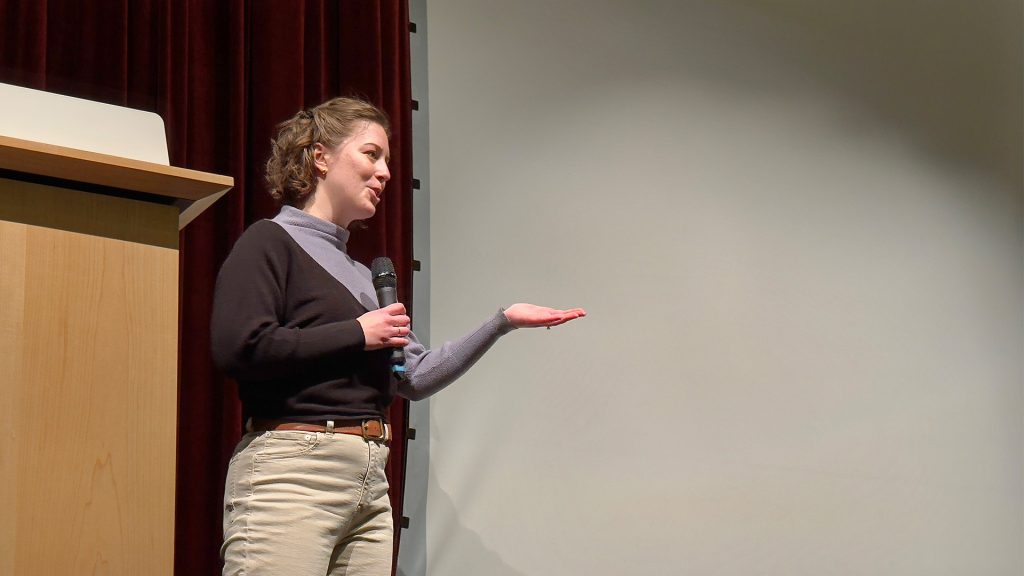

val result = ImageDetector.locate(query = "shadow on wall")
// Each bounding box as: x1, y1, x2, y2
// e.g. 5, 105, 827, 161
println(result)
424, 467, 527, 576
724, 0, 1022, 188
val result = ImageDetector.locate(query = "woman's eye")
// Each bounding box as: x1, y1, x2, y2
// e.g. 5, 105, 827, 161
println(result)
366, 150, 380, 160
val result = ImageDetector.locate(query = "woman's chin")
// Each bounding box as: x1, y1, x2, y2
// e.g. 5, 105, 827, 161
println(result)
364, 199, 380, 216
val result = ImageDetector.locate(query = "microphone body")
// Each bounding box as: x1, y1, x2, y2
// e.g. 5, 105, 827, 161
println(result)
370, 257, 406, 377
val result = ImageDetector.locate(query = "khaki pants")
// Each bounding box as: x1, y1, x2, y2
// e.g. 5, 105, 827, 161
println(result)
221, 430, 393, 575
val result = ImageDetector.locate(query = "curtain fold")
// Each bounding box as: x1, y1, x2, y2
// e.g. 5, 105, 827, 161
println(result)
0, 1, 413, 573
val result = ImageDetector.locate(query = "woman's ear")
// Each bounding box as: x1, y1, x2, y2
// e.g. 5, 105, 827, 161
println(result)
312, 142, 329, 175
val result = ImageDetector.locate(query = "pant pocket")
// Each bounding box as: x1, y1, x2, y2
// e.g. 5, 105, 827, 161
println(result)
254, 430, 321, 462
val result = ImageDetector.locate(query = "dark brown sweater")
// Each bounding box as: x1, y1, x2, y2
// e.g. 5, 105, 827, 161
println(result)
211, 219, 396, 421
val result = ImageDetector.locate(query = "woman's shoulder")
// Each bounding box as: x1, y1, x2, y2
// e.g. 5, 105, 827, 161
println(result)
222, 219, 303, 267
243, 218, 288, 237
232, 219, 293, 248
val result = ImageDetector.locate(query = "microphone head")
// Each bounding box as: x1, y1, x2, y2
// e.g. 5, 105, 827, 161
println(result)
371, 257, 397, 290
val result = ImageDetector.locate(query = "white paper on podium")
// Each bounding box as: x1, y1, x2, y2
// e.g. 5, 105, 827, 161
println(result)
0, 82, 169, 165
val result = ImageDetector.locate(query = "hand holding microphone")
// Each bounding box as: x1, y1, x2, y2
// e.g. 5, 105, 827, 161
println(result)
362, 257, 409, 376
356, 302, 410, 351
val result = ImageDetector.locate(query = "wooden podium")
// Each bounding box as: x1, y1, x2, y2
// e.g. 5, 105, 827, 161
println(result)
0, 88, 232, 575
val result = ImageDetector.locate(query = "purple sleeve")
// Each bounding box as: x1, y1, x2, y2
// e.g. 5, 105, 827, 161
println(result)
396, 309, 517, 400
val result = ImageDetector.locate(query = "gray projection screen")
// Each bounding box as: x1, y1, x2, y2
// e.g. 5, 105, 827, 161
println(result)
418, 1, 1023, 575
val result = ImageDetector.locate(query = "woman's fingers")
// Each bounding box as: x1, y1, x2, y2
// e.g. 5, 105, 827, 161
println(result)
358, 305, 412, 350
542, 313, 584, 327
385, 314, 411, 330
544, 315, 578, 327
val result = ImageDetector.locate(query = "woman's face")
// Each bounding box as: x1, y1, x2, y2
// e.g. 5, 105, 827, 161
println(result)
315, 121, 391, 227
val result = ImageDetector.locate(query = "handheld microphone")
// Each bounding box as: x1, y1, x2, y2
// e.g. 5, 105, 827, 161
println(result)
370, 257, 406, 377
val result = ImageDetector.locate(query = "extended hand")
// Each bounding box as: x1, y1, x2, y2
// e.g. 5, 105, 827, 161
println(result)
357, 302, 412, 350
503, 303, 586, 329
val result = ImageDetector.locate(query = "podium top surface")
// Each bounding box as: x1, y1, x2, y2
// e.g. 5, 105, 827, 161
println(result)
0, 134, 233, 202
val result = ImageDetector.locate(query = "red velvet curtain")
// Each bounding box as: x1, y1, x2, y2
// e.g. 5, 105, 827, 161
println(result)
0, 1, 413, 574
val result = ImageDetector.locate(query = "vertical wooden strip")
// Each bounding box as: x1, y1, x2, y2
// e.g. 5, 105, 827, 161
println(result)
0, 221, 27, 575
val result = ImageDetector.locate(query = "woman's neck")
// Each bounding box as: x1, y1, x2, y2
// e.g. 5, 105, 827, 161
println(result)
301, 190, 351, 229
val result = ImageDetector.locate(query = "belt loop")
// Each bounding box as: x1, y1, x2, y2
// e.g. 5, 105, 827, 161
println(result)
326, 420, 335, 435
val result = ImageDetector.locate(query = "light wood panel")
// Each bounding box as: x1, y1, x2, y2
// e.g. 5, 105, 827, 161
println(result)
0, 189, 179, 575
0, 178, 178, 249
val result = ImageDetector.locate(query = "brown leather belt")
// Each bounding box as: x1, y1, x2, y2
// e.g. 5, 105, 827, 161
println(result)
249, 418, 391, 443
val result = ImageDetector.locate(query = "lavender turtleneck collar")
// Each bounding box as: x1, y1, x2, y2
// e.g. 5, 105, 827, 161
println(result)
271, 205, 378, 311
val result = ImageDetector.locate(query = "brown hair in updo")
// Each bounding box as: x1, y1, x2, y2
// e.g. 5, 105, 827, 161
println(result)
265, 97, 391, 207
